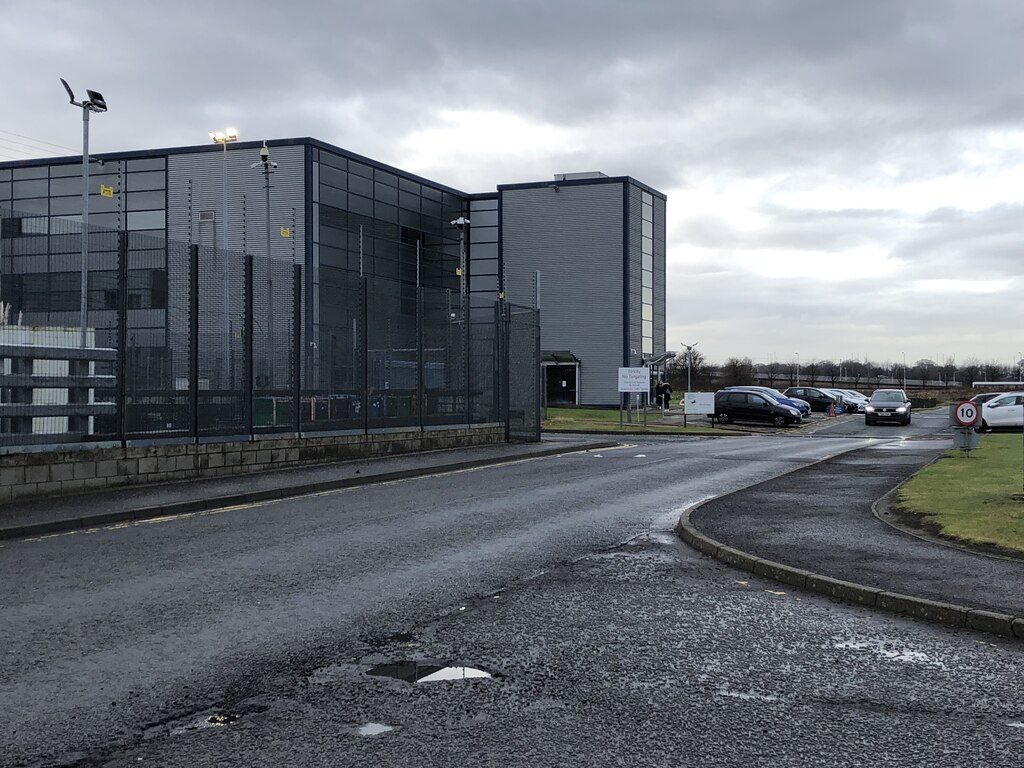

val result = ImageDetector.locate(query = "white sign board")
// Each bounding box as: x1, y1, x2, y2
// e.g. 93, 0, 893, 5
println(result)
685, 392, 716, 415
618, 367, 650, 393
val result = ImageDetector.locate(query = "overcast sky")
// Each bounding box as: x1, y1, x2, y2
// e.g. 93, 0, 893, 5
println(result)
3, 0, 1023, 367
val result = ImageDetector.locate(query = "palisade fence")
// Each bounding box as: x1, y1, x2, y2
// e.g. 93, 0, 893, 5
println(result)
0, 208, 540, 451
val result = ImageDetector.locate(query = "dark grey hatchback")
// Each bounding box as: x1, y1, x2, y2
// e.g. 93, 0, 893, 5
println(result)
864, 388, 912, 425
714, 390, 803, 427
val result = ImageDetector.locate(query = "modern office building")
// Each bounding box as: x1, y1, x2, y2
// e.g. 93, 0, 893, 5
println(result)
0, 138, 666, 406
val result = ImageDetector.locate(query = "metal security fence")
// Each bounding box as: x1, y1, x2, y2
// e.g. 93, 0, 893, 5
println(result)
0, 207, 540, 449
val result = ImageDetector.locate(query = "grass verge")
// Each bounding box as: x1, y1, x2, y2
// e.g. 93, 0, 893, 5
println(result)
541, 407, 733, 435
896, 433, 1024, 555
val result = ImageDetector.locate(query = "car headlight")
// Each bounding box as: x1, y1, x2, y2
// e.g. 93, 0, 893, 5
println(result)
787, 407, 799, 417
896, 406, 906, 413
865, 406, 875, 412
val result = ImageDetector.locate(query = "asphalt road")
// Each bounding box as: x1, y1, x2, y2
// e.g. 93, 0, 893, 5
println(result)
2, 418, 1022, 766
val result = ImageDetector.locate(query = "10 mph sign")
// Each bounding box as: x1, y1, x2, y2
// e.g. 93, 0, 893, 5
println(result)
952, 401, 981, 427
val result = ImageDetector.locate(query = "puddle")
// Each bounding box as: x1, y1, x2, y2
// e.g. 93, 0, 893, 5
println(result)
366, 660, 493, 683
358, 722, 395, 736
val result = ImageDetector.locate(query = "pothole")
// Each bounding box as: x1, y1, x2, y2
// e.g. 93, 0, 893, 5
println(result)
366, 660, 493, 683
155, 710, 242, 737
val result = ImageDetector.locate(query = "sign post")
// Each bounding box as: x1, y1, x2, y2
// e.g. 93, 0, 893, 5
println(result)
618, 367, 650, 427
949, 401, 981, 454
684, 392, 716, 429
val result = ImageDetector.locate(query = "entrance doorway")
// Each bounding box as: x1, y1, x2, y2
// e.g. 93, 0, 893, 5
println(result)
541, 351, 579, 405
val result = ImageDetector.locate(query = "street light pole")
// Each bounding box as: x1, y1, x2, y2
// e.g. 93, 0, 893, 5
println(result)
451, 216, 470, 421
796, 353, 800, 386
61, 78, 107, 348
680, 341, 698, 392
902, 351, 907, 390
210, 129, 238, 383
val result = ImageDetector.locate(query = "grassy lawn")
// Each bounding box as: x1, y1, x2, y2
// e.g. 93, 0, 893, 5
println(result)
541, 407, 732, 435
897, 433, 1024, 554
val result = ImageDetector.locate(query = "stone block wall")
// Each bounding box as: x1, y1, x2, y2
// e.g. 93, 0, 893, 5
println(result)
0, 425, 504, 504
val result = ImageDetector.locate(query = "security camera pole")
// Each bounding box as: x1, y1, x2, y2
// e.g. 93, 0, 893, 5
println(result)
252, 142, 278, 387
61, 78, 107, 348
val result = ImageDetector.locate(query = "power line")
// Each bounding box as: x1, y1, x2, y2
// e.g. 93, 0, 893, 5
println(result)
0, 129, 77, 154
0, 137, 58, 158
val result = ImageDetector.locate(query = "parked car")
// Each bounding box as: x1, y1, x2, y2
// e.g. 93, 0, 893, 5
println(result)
979, 392, 1024, 431
970, 392, 1004, 406
864, 388, 912, 426
783, 386, 840, 413
714, 390, 803, 427
827, 388, 868, 413
723, 386, 811, 417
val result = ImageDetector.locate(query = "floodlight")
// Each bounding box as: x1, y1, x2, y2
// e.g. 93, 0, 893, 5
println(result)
60, 77, 75, 103
85, 89, 107, 112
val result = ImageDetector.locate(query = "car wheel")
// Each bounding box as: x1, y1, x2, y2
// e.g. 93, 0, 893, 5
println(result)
717, 411, 732, 424
772, 415, 787, 428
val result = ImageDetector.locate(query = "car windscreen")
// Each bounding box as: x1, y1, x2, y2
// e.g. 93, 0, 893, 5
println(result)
872, 391, 905, 402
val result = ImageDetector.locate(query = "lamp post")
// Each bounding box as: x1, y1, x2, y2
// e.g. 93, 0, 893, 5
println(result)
210, 129, 238, 383
795, 353, 800, 386
60, 78, 107, 348
451, 216, 470, 421
680, 341, 698, 392
902, 351, 907, 390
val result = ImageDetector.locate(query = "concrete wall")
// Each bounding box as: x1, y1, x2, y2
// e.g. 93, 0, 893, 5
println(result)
0, 425, 503, 504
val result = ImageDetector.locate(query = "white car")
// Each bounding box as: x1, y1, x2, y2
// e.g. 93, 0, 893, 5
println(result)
980, 392, 1024, 431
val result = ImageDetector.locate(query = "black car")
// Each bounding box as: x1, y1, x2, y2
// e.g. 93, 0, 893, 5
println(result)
783, 386, 840, 413
714, 390, 803, 427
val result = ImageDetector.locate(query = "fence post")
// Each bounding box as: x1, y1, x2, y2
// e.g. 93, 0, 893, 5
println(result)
499, 302, 508, 442
189, 244, 199, 442
292, 264, 302, 436
533, 307, 541, 441
417, 286, 424, 432
244, 253, 254, 439
116, 230, 129, 448
361, 277, 369, 435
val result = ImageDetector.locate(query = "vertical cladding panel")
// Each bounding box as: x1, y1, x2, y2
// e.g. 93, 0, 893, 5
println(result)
501, 183, 624, 405
628, 184, 643, 363
653, 195, 667, 356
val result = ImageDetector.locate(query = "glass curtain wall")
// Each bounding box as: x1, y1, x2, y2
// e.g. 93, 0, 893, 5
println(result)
308, 148, 470, 431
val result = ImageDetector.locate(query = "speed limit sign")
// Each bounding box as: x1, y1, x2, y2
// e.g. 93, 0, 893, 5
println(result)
953, 401, 980, 427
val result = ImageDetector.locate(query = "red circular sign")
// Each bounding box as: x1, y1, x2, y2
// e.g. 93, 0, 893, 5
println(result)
954, 401, 980, 426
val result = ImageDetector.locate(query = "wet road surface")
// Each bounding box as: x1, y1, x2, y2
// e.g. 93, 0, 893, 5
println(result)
3, 417, 1021, 766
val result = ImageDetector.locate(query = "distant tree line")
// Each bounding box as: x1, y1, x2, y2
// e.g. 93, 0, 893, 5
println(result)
663, 354, 1023, 393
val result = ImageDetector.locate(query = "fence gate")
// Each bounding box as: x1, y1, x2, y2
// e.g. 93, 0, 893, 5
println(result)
502, 303, 541, 442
